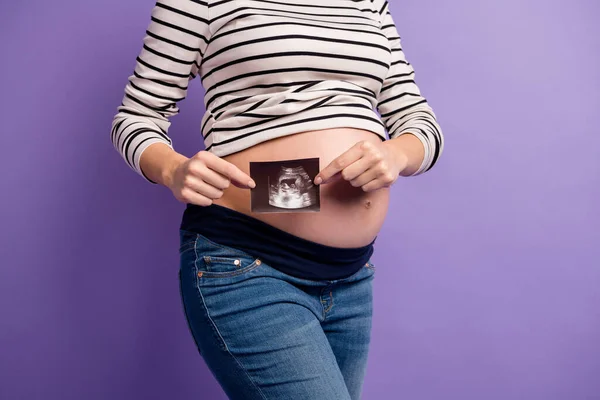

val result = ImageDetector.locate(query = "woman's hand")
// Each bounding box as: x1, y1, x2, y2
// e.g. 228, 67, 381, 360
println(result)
167, 150, 256, 206
314, 138, 417, 192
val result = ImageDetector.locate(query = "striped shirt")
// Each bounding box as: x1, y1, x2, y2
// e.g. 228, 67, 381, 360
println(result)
111, 0, 444, 182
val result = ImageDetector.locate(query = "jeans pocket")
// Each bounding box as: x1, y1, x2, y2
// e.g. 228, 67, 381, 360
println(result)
194, 233, 262, 278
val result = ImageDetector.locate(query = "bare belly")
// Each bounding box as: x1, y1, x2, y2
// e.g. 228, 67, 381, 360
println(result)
212, 128, 390, 248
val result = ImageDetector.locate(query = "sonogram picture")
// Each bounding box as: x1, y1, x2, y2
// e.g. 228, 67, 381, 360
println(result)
249, 158, 320, 213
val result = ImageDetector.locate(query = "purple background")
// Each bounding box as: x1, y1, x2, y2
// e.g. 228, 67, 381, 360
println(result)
1, 0, 598, 399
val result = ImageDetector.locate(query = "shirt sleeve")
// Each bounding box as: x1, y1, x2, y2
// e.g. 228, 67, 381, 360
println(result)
110, 0, 210, 183
376, 0, 444, 176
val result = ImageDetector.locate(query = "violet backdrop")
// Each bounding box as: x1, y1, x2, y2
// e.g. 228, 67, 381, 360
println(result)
1, 0, 599, 399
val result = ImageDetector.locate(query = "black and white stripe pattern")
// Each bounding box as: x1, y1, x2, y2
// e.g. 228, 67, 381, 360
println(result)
111, 0, 444, 181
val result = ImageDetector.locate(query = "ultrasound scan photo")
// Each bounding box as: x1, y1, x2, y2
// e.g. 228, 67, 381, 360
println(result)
249, 158, 320, 213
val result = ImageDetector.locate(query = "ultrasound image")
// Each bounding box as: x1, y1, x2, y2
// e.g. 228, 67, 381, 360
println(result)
250, 158, 320, 213
268, 166, 317, 209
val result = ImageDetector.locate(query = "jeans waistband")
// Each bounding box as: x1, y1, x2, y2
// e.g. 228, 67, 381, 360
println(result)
179, 203, 376, 281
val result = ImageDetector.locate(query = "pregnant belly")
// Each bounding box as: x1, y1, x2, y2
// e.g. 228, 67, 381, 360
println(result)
212, 128, 390, 248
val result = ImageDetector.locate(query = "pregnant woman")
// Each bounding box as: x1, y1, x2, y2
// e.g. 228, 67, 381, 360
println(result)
111, 0, 444, 398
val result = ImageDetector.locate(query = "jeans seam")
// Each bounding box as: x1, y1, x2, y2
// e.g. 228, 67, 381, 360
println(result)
178, 242, 195, 253
179, 269, 201, 355
320, 285, 335, 320
199, 259, 261, 278
324, 289, 334, 313
193, 237, 268, 400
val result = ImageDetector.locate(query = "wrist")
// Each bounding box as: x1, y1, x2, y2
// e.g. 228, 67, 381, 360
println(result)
139, 142, 188, 187
161, 153, 187, 189
388, 133, 425, 176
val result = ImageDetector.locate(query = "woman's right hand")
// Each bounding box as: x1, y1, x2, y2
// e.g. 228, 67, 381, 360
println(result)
167, 150, 256, 206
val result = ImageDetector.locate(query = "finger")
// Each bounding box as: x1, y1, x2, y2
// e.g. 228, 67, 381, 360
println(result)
348, 167, 379, 188
198, 152, 255, 189
340, 156, 372, 182
315, 142, 364, 185
361, 173, 397, 192
230, 178, 256, 189
361, 179, 386, 192
180, 187, 214, 207
184, 176, 224, 199
195, 165, 231, 190
325, 171, 344, 184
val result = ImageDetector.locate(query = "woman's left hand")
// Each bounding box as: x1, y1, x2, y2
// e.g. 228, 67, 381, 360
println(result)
314, 140, 409, 192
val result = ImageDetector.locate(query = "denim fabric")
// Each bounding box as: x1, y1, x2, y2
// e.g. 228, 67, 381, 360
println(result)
178, 230, 376, 400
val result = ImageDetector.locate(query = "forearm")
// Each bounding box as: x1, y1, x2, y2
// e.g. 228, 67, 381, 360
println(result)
110, 0, 209, 185
386, 133, 425, 177
375, 0, 444, 176
139, 142, 188, 187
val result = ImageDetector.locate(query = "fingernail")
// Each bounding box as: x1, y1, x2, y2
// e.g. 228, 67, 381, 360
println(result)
314, 176, 322, 185
249, 180, 256, 189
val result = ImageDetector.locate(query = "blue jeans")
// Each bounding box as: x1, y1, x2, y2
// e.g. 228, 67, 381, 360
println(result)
178, 230, 376, 400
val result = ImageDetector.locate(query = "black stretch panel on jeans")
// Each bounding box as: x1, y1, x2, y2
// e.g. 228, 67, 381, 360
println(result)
180, 203, 376, 281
